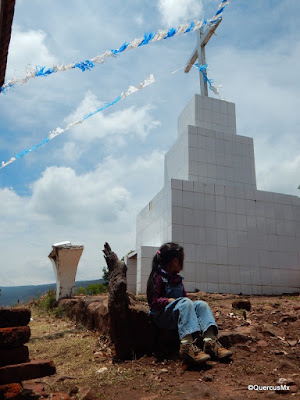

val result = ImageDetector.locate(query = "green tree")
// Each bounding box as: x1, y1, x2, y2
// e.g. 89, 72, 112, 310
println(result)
102, 266, 110, 286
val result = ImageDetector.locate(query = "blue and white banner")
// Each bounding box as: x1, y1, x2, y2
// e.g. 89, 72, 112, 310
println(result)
194, 63, 223, 99
0, 75, 155, 169
1, 0, 230, 93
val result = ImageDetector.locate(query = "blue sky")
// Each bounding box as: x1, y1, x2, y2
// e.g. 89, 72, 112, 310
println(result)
0, 0, 299, 286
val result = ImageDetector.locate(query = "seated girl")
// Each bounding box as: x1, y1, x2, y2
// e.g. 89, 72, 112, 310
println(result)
147, 242, 232, 364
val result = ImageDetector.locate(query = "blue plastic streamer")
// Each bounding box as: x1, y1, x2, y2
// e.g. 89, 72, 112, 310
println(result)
35, 66, 55, 77
184, 21, 195, 33
82, 95, 122, 121
73, 60, 95, 71
164, 28, 177, 39
194, 63, 215, 92
138, 33, 156, 47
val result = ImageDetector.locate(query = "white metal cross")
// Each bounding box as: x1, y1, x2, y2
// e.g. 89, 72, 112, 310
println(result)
184, 18, 222, 96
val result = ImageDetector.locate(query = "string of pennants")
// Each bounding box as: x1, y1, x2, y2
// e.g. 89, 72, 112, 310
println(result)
0, 0, 231, 169
0, 61, 222, 170
0, 75, 155, 169
0, 0, 230, 93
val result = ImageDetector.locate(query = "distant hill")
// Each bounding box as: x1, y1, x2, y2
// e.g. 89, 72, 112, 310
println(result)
0, 279, 104, 307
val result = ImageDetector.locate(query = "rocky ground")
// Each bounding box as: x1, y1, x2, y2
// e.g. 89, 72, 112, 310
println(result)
26, 292, 300, 399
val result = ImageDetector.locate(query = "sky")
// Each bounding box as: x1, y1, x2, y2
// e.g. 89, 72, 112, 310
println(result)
0, 0, 299, 286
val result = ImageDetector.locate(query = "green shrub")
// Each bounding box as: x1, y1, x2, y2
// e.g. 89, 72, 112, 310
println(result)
74, 286, 87, 295
86, 283, 108, 295
36, 288, 57, 311
52, 304, 66, 318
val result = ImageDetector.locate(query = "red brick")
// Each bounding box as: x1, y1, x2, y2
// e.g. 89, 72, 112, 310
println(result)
22, 382, 45, 394
0, 309, 31, 328
0, 359, 56, 384
0, 383, 23, 399
0, 346, 29, 367
0, 327, 30, 349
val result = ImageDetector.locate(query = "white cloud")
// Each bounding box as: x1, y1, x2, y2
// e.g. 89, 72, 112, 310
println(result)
29, 165, 131, 225
6, 27, 57, 78
257, 152, 300, 196
63, 91, 161, 142
49, 92, 161, 164
157, 0, 203, 26
0, 150, 164, 286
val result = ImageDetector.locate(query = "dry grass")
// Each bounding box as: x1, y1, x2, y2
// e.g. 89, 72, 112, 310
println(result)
27, 308, 158, 398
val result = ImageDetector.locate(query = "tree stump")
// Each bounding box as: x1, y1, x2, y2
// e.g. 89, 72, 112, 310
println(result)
102, 242, 133, 360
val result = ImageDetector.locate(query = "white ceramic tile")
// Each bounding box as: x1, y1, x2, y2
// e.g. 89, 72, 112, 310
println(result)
183, 191, 194, 208
216, 196, 226, 212
205, 194, 216, 211
171, 179, 183, 190
207, 283, 219, 293
225, 197, 236, 213
183, 180, 194, 192
172, 206, 183, 224
229, 266, 240, 284
194, 192, 205, 209
172, 189, 183, 207
183, 208, 195, 226
172, 224, 183, 242
218, 284, 232, 293
205, 228, 217, 245
216, 212, 227, 229
196, 245, 207, 262
183, 225, 196, 244
183, 262, 195, 281
205, 211, 216, 228
228, 248, 240, 268
206, 245, 218, 264
207, 264, 218, 283
217, 246, 228, 264
226, 214, 237, 230
216, 229, 227, 247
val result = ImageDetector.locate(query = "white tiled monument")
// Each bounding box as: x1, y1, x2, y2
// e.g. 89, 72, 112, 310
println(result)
126, 94, 300, 295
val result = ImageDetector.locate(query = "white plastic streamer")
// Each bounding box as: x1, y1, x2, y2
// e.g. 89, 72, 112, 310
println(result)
1, 0, 231, 93
193, 64, 224, 100
0, 75, 155, 170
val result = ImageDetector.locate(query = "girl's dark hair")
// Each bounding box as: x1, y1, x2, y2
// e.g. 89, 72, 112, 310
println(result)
146, 242, 184, 305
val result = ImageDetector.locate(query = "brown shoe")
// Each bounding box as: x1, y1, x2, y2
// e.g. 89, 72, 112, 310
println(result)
203, 338, 233, 359
180, 340, 211, 364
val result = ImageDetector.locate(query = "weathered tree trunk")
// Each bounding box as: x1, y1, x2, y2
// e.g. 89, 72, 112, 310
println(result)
102, 242, 133, 360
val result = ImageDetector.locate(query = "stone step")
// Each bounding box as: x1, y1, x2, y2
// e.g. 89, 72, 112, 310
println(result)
0, 308, 31, 328
0, 345, 29, 367
0, 326, 30, 348
0, 359, 56, 384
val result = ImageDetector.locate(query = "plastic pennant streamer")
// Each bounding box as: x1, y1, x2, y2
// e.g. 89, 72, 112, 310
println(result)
1, 0, 231, 93
194, 63, 223, 99
0, 75, 155, 170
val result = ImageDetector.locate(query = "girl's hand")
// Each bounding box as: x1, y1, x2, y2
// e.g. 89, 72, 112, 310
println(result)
168, 298, 176, 303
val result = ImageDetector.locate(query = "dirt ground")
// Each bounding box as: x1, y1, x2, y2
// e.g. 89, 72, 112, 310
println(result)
27, 293, 300, 400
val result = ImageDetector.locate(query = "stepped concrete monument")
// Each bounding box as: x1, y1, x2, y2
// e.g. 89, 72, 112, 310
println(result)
126, 23, 300, 296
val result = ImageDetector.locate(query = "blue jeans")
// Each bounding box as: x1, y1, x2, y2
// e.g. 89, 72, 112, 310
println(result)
151, 297, 218, 340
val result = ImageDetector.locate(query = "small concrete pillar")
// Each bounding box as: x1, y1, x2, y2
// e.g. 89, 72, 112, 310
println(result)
48, 241, 84, 301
